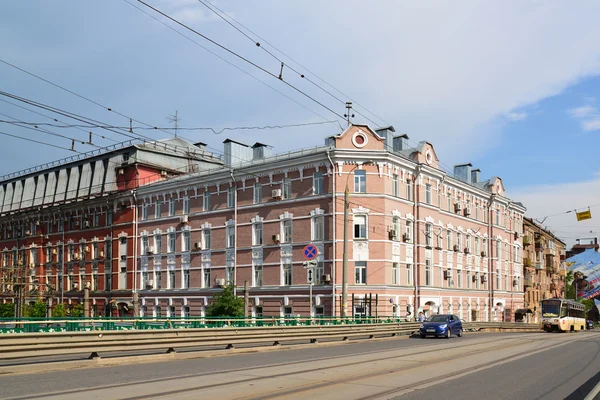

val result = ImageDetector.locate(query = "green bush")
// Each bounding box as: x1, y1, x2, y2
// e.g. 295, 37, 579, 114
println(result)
205, 284, 244, 317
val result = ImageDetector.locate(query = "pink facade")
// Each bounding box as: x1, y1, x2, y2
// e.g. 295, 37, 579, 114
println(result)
135, 126, 526, 320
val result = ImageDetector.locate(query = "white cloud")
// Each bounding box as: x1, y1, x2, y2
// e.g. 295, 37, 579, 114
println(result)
582, 118, 600, 131
506, 112, 528, 121
510, 175, 600, 249
569, 105, 597, 119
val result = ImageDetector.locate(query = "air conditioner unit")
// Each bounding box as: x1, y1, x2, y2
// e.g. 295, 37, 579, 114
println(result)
35, 220, 40, 226
99, 250, 105, 258
194, 242, 202, 250
464, 207, 471, 217
52, 249, 57, 255
148, 279, 154, 288
322, 274, 331, 283
120, 255, 127, 261
85, 246, 90, 253
435, 245, 443, 250
389, 229, 397, 240
482, 275, 488, 283
481, 251, 487, 257
272, 189, 282, 199
464, 248, 470, 254
215, 278, 226, 287
272, 234, 280, 243
83, 221, 90, 228
160, 170, 168, 177
29, 263, 35, 269
180, 215, 189, 224
118, 168, 125, 175
453, 244, 460, 252
443, 270, 451, 279
25, 230, 31, 236
73, 254, 80, 261
403, 233, 410, 243
513, 279, 518, 287
454, 202, 463, 213
75, 220, 80, 226
146, 246, 155, 254
6, 285, 11, 291
472, 275, 477, 282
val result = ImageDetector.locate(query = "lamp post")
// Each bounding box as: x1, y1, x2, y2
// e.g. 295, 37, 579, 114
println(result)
341, 162, 370, 318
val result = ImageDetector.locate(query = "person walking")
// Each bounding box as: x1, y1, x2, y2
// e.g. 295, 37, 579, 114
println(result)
418, 312, 425, 322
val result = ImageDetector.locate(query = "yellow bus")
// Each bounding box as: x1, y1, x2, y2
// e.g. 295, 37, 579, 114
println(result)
541, 298, 586, 332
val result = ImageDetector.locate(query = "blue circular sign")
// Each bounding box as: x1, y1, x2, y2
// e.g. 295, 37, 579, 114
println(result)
303, 244, 318, 260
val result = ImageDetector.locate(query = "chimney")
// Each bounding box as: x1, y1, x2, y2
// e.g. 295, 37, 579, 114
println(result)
223, 139, 252, 167
453, 163, 472, 184
471, 169, 481, 184
251, 142, 272, 160
375, 126, 395, 152
393, 134, 410, 152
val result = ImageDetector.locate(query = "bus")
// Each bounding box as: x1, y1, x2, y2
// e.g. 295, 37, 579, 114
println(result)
541, 298, 586, 332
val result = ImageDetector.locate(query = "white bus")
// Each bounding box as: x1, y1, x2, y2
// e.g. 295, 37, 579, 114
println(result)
541, 298, 586, 332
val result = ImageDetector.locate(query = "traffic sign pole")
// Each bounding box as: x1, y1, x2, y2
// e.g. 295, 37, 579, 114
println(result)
309, 281, 313, 325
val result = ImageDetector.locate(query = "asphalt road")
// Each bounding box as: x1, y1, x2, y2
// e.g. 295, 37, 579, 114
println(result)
0, 331, 599, 400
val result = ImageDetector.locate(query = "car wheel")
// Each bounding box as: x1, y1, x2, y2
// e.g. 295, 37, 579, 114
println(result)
445, 328, 451, 339
457, 328, 463, 337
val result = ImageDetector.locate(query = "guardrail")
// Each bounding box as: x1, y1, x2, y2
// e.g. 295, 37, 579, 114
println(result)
0, 321, 541, 361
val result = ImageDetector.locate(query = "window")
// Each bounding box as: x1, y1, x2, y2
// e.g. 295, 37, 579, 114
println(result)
496, 267, 500, 289
282, 178, 292, 199
227, 187, 236, 207
183, 269, 190, 289
203, 268, 211, 288
167, 232, 175, 253
313, 173, 323, 195
406, 220, 413, 242
254, 264, 263, 287
392, 216, 400, 241
203, 193, 210, 211
141, 205, 148, 221
407, 263, 413, 285
169, 199, 175, 216
92, 271, 98, 290
183, 305, 190, 318
58, 246, 63, 264
69, 216, 76, 231
425, 184, 432, 204
475, 237, 480, 255
353, 215, 367, 239
355, 261, 367, 284
354, 170, 366, 193
155, 201, 162, 218
467, 271, 471, 289
142, 270, 149, 289
438, 191, 441, 208
154, 306, 161, 318
154, 234, 162, 254
495, 210, 500, 226
392, 263, 399, 285
253, 183, 262, 204
283, 263, 292, 286
227, 225, 235, 248
457, 232, 462, 250
447, 194, 452, 211
514, 246, 519, 263
182, 230, 191, 252
425, 258, 432, 285
202, 228, 211, 250
392, 174, 399, 197
466, 235, 471, 253
183, 197, 190, 214
407, 180, 412, 201
475, 206, 479, 221
155, 269, 162, 289
475, 272, 480, 289
496, 240, 501, 261
312, 216, 324, 241
425, 223, 432, 247
169, 270, 176, 289
253, 223, 263, 246
141, 236, 149, 254
282, 219, 292, 243
457, 270, 462, 288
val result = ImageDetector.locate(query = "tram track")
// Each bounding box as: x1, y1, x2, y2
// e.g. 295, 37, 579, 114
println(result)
5, 333, 544, 400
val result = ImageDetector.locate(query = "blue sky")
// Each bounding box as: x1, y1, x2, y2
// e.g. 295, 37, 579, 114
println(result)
1, 0, 600, 246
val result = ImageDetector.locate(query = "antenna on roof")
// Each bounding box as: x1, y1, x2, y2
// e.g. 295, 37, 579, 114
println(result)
166, 111, 181, 138
344, 102, 355, 127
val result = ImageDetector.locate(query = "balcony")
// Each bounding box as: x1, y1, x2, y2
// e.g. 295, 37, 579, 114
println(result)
523, 236, 531, 246
536, 262, 543, 270
523, 278, 533, 288
524, 257, 533, 268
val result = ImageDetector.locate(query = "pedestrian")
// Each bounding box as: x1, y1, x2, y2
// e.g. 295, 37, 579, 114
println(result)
418, 312, 425, 322
405, 311, 412, 322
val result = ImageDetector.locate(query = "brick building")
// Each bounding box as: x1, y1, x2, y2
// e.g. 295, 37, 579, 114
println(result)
521, 217, 566, 322
0, 138, 222, 317
134, 125, 527, 321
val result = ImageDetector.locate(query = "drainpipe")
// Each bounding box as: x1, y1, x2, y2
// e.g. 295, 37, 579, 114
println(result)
487, 194, 496, 322
230, 170, 237, 296
326, 150, 336, 316
132, 189, 139, 317
413, 164, 423, 313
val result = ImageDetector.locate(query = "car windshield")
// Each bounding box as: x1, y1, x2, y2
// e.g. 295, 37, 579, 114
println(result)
427, 315, 449, 322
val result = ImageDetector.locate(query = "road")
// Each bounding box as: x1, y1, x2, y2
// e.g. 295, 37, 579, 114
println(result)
0, 331, 599, 400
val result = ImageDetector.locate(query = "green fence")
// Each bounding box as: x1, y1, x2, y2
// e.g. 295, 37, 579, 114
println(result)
0, 316, 407, 334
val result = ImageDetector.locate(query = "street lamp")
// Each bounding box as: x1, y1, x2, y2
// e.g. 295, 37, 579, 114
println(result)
341, 161, 371, 318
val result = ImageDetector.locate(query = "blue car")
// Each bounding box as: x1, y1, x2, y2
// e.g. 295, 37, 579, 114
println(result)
419, 314, 463, 338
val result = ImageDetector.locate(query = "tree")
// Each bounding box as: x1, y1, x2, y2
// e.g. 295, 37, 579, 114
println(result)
0, 303, 14, 318
565, 271, 575, 299
24, 300, 47, 318
70, 304, 84, 318
205, 284, 244, 317
53, 304, 67, 318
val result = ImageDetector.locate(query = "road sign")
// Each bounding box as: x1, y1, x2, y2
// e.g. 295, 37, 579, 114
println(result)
307, 268, 314, 284
577, 209, 592, 221
303, 244, 318, 260
303, 260, 317, 269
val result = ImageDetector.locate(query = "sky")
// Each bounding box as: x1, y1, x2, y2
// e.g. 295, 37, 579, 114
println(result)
1, 0, 600, 248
